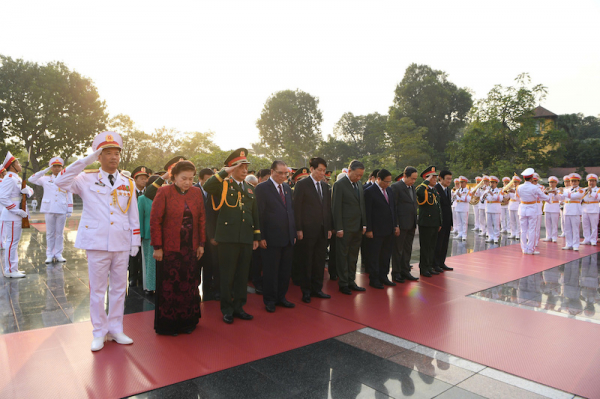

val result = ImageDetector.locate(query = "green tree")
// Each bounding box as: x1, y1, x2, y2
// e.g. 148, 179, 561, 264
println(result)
334, 112, 387, 157
385, 116, 432, 170
107, 114, 152, 171
315, 135, 356, 172
0, 55, 107, 173
254, 89, 323, 166
389, 63, 472, 159
556, 114, 600, 167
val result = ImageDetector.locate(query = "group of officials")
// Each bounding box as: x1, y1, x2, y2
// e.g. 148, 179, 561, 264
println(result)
0, 130, 595, 352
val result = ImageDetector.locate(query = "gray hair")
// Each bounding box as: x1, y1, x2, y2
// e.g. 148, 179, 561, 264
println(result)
336, 172, 347, 181
245, 174, 258, 186
348, 160, 365, 171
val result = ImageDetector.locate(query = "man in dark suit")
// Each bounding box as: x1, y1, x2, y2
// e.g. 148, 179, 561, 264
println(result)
332, 160, 367, 295
364, 169, 400, 289
416, 166, 442, 277
293, 157, 333, 303
249, 169, 271, 294
434, 170, 455, 272
255, 160, 297, 313
196, 168, 220, 301
390, 166, 419, 283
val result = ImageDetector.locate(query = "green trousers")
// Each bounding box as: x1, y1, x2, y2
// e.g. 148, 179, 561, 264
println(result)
336, 230, 363, 288
418, 226, 438, 273
218, 243, 252, 316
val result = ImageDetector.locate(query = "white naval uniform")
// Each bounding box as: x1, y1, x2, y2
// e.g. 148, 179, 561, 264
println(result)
500, 197, 509, 233
0, 172, 34, 274
0, 177, 4, 250
581, 187, 599, 245
508, 190, 520, 238
451, 189, 458, 233
54, 160, 140, 338
453, 188, 471, 240
29, 168, 74, 258
476, 186, 489, 234
517, 182, 549, 254
543, 192, 562, 241
533, 184, 544, 248
484, 188, 503, 242
563, 187, 585, 249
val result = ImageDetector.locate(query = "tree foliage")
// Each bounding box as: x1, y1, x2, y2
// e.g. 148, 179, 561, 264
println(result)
334, 112, 387, 157
254, 89, 323, 166
0, 55, 108, 173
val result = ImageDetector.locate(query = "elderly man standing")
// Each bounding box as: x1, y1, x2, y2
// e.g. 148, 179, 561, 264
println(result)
332, 160, 367, 295
55, 132, 141, 351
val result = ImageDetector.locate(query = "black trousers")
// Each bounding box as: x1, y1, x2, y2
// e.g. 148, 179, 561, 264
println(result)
261, 244, 294, 306
434, 224, 451, 269
198, 242, 220, 295
391, 228, 416, 278
328, 237, 337, 277
367, 234, 393, 283
300, 234, 328, 294
336, 230, 363, 288
291, 241, 305, 285
128, 251, 142, 287
418, 226, 438, 273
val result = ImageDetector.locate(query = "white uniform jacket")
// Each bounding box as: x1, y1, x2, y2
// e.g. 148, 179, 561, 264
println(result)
508, 190, 520, 211
484, 188, 503, 213
54, 160, 140, 251
0, 172, 34, 222
517, 182, 549, 217
453, 188, 471, 213
563, 186, 585, 216
581, 187, 600, 214
543, 192, 562, 213
29, 170, 73, 214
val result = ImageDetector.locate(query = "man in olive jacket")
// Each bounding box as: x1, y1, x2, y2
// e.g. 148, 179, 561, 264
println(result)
332, 160, 367, 295
416, 166, 442, 278
203, 148, 260, 324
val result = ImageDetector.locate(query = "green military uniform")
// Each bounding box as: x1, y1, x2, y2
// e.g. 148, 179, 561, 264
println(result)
416, 166, 442, 277
203, 149, 260, 318
143, 155, 186, 201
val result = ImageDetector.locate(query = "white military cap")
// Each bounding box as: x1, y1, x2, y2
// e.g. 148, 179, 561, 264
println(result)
586, 174, 598, 181
92, 131, 123, 152
548, 176, 559, 183
49, 157, 64, 167
459, 176, 468, 182
482, 175, 490, 181
521, 168, 535, 178
570, 173, 581, 180
533, 172, 540, 180
2, 151, 17, 172
489, 176, 499, 183
502, 176, 511, 182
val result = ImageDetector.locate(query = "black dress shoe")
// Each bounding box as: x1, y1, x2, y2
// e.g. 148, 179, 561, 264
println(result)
339, 286, 352, 295
434, 267, 444, 273
430, 270, 440, 275
311, 291, 331, 299
441, 265, 454, 271
392, 275, 405, 283
381, 279, 397, 287
223, 315, 234, 324
329, 274, 338, 281
420, 272, 432, 277
254, 286, 263, 295
233, 311, 254, 320
349, 283, 366, 292
265, 304, 276, 313
403, 275, 419, 281
277, 299, 296, 308
302, 293, 311, 303
369, 281, 384, 289
214, 292, 221, 301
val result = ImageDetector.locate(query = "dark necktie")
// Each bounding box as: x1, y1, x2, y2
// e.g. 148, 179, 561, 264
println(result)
353, 182, 359, 198
108, 174, 115, 186
409, 186, 414, 201
317, 183, 322, 201
279, 184, 286, 205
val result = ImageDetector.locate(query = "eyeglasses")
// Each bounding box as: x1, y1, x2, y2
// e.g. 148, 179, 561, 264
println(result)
274, 170, 289, 177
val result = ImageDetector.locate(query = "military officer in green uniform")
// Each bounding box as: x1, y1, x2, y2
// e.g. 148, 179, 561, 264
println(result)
416, 166, 442, 278
203, 148, 260, 324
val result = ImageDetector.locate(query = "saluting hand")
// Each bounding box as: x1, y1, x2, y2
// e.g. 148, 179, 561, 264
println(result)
224, 162, 243, 176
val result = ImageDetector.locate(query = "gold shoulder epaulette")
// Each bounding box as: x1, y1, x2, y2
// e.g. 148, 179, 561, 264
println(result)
84, 169, 99, 174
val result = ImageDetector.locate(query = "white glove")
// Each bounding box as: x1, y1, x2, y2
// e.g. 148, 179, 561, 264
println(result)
12, 209, 28, 218
21, 186, 34, 197
130, 246, 140, 257
83, 148, 103, 165
66, 213, 72, 218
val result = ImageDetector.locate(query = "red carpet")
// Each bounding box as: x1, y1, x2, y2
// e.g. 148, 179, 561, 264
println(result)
0, 294, 362, 399
296, 241, 600, 399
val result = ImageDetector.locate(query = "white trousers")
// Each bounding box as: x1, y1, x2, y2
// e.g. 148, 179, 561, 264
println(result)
582, 213, 599, 245
478, 208, 487, 231
501, 207, 509, 232
2, 220, 22, 274
451, 209, 457, 232
45, 213, 67, 258
486, 213, 500, 241
560, 209, 566, 235
545, 212, 559, 241
0, 221, 4, 249
564, 215, 581, 249
456, 211, 468, 239
509, 210, 520, 238
534, 215, 542, 248
87, 250, 129, 338
520, 215, 537, 253
473, 206, 480, 229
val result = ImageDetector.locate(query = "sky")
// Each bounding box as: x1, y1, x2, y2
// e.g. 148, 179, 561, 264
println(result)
2, 0, 599, 151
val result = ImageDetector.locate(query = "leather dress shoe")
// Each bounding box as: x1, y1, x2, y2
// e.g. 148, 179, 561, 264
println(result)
223, 315, 234, 324
441, 265, 454, 271
107, 332, 133, 345
381, 279, 396, 287
349, 283, 366, 292
329, 274, 338, 281
265, 304, 276, 313
420, 272, 432, 277
302, 293, 311, 303
403, 274, 419, 281
433, 267, 444, 273
392, 275, 405, 283
277, 299, 295, 308
233, 311, 254, 320
254, 286, 263, 295
369, 281, 384, 289
339, 286, 352, 295
311, 291, 331, 299
430, 270, 440, 275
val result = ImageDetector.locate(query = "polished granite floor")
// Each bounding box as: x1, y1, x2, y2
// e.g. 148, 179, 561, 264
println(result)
470, 253, 600, 324
2, 210, 589, 399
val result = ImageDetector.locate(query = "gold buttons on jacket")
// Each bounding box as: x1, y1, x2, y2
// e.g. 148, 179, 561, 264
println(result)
111, 222, 114, 225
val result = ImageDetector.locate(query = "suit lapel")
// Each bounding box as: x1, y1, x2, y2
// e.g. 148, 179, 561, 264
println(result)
269, 179, 286, 208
